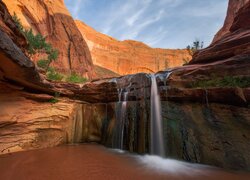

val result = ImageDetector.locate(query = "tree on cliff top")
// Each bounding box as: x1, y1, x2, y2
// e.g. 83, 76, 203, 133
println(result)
186, 40, 204, 56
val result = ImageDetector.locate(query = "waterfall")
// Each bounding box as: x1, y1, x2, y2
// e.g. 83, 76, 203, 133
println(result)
72, 104, 84, 143
150, 75, 165, 157
113, 89, 128, 149
120, 92, 128, 149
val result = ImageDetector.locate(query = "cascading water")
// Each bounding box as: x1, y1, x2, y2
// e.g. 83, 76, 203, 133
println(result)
113, 89, 128, 149
150, 74, 165, 157
120, 91, 128, 149
72, 104, 84, 143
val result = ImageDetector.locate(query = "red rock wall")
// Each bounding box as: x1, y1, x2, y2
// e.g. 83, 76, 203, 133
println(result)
75, 21, 191, 75
212, 0, 250, 43
190, 1, 250, 64
3, 0, 95, 79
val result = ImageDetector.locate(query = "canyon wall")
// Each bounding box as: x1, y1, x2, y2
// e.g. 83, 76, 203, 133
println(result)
213, 0, 250, 43
75, 21, 191, 76
3, 0, 191, 78
0, 0, 75, 154
3, 0, 95, 79
191, 0, 250, 64
0, 0, 250, 171
0, 82, 77, 154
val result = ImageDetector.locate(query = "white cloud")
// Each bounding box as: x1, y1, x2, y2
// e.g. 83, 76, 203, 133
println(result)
144, 27, 168, 46
120, 9, 166, 40
65, 0, 228, 48
126, 9, 145, 26
72, 0, 89, 18
179, 0, 227, 18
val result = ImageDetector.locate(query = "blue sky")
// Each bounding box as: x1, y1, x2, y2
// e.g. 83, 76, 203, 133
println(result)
65, 0, 228, 49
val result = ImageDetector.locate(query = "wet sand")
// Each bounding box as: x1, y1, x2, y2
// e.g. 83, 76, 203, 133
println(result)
0, 144, 249, 180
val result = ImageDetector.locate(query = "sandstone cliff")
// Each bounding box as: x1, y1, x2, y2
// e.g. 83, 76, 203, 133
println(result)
190, 0, 250, 64
3, 0, 95, 79
0, 0, 75, 154
213, 0, 250, 43
0, 0, 250, 171
75, 20, 191, 76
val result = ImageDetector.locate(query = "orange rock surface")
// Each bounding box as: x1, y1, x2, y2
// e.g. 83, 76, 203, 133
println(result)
212, 0, 250, 43
3, 0, 95, 79
75, 20, 191, 75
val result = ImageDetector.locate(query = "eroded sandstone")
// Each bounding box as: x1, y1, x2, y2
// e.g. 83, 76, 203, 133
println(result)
3, 0, 95, 79
0, 0, 249, 172
75, 20, 191, 76
213, 0, 250, 43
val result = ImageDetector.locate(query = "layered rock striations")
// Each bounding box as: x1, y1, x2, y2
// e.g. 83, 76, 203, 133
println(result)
75, 20, 191, 76
0, 82, 77, 154
213, 0, 250, 43
3, 0, 191, 78
0, 0, 52, 92
0, 0, 73, 154
190, 1, 250, 64
0, 0, 250, 172
3, 0, 95, 79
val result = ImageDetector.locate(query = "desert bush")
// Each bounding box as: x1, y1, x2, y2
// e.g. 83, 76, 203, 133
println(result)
12, 13, 58, 72
66, 73, 88, 83
192, 76, 250, 88
46, 67, 63, 81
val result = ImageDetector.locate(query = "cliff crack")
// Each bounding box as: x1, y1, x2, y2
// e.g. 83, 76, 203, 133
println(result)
61, 22, 72, 70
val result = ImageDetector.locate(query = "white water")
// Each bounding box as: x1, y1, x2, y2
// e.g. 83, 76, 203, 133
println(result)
118, 88, 122, 102
113, 89, 128, 149
137, 155, 212, 175
110, 148, 213, 175
120, 91, 128, 149
150, 75, 165, 157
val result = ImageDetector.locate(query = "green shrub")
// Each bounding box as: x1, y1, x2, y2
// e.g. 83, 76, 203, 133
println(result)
47, 48, 59, 62
48, 92, 61, 103
12, 13, 59, 73
66, 73, 87, 83
46, 67, 63, 81
220, 76, 250, 88
12, 12, 24, 32
23, 29, 47, 54
48, 98, 59, 103
192, 76, 250, 88
37, 59, 49, 69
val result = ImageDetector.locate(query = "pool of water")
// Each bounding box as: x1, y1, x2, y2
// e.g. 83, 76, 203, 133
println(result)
0, 144, 249, 180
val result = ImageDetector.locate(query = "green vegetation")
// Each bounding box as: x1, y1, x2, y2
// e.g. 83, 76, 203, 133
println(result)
37, 59, 49, 69
12, 13, 87, 83
192, 76, 250, 88
22, 28, 59, 71
186, 40, 204, 56
66, 73, 88, 83
12, 12, 24, 32
46, 67, 63, 81
12, 13, 58, 72
48, 98, 59, 103
48, 92, 60, 103
12, 13, 88, 84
